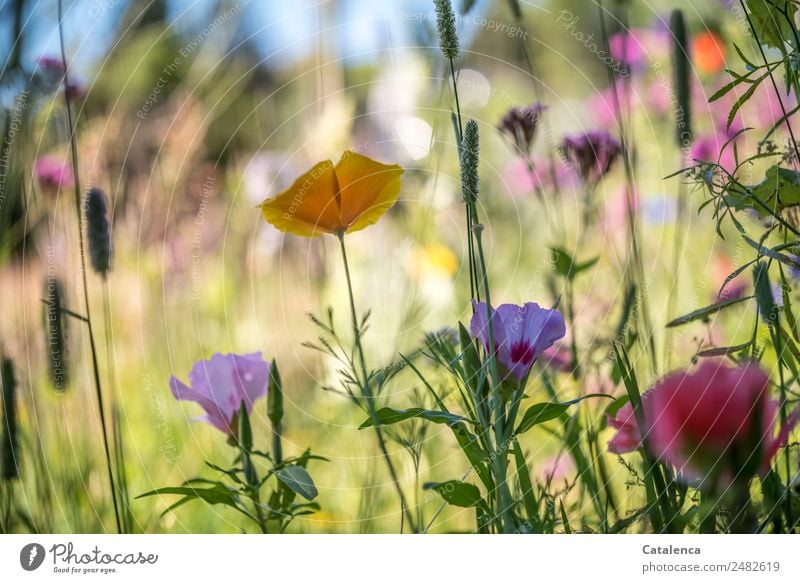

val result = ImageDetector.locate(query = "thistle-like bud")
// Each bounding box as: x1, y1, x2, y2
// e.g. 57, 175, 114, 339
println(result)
460, 119, 480, 203
43, 277, 68, 391
434, 0, 460, 61
1, 356, 19, 481
670, 10, 692, 148
85, 187, 112, 277
499, 103, 546, 155
561, 131, 621, 186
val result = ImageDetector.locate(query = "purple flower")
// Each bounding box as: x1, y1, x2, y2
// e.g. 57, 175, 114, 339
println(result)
470, 301, 566, 381
561, 131, 621, 186
169, 352, 270, 437
498, 104, 546, 154
34, 56, 66, 93
34, 155, 73, 193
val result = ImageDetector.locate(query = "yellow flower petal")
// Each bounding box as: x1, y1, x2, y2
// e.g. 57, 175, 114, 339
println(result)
334, 151, 403, 234
259, 160, 340, 237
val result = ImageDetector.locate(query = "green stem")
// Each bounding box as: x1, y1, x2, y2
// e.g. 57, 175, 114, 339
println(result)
471, 219, 514, 533
58, 0, 121, 535
336, 232, 418, 533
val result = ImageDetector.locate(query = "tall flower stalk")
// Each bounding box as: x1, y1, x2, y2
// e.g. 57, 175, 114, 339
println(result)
57, 0, 121, 534
336, 231, 418, 532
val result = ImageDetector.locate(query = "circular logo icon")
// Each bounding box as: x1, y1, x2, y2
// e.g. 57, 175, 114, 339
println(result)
19, 543, 46, 571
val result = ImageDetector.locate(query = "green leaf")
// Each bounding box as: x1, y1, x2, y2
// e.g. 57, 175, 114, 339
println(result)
753, 262, 778, 324
423, 480, 482, 507
358, 407, 467, 429
458, 322, 481, 387
275, 465, 318, 501
728, 165, 800, 218
137, 483, 239, 507
551, 247, 575, 278
512, 439, 538, 524
449, 423, 492, 490
601, 395, 630, 429
745, 0, 797, 50
550, 247, 598, 280
515, 394, 613, 435
516, 403, 570, 434
666, 295, 752, 327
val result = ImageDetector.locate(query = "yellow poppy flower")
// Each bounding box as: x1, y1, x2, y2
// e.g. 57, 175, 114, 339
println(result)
259, 151, 404, 237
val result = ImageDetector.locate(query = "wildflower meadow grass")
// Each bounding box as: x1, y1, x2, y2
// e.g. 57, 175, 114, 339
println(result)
1, 0, 800, 539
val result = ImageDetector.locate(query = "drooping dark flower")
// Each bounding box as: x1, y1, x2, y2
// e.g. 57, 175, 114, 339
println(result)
499, 104, 546, 156
561, 131, 621, 186
85, 187, 113, 277
1, 357, 19, 481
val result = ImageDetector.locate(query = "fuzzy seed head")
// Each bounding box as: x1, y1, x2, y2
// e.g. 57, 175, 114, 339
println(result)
460, 119, 480, 203
434, 0, 460, 61
85, 187, 113, 277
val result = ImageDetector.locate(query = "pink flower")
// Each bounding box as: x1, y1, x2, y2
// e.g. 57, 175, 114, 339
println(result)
536, 454, 574, 483
690, 132, 737, 174
608, 30, 647, 70
561, 131, 621, 186
540, 345, 573, 374
610, 361, 799, 488
470, 301, 566, 381
34, 155, 73, 192
607, 402, 642, 454
169, 352, 270, 437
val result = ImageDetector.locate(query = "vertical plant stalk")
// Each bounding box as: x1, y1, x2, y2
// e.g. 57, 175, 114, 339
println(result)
471, 223, 515, 533
665, 10, 692, 368
57, 0, 121, 534
509, 4, 566, 240
336, 231, 418, 533
237, 403, 269, 534
597, 0, 659, 375
447, 58, 480, 303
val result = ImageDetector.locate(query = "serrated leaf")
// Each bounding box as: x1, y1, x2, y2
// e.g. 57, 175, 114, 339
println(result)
698, 342, 752, 357
666, 295, 752, 327
276, 465, 318, 501
423, 480, 482, 507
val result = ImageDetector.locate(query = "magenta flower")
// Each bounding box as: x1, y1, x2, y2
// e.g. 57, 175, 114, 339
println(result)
608, 31, 647, 70
470, 301, 566, 381
561, 131, 621, 186
607, 402, 642, 454
169, 352, 270, 437
34, 155, 73, 193
607, 361, 800, 488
